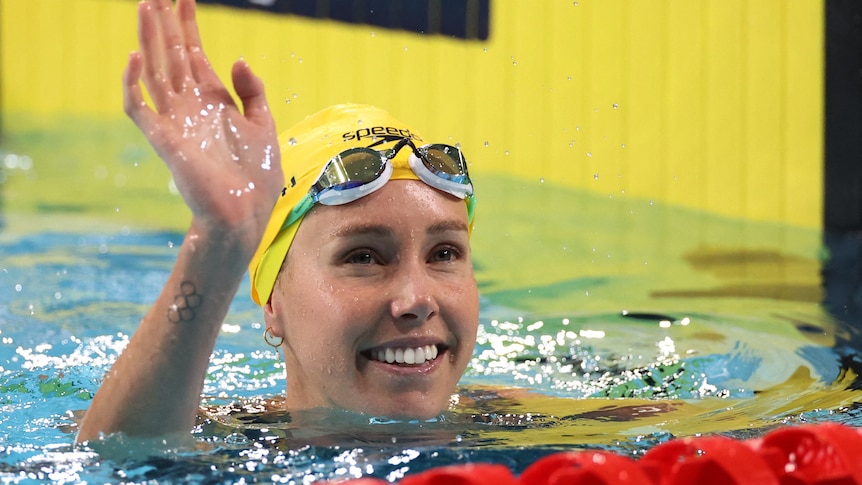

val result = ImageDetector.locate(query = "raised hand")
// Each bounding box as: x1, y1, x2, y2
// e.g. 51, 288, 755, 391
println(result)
123, 0, 282, 249
77, 0, 283, 443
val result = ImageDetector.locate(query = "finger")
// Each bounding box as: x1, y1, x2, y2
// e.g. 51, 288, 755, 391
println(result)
148, 0, 191, 93
123, 52, 159, 130
180, 1, 232, 98
177, 0, 207, 82
232, 61, 273, 127
138, 1, 173, 110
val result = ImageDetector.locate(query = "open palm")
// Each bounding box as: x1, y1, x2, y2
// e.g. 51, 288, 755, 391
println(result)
124, 0, 282, 247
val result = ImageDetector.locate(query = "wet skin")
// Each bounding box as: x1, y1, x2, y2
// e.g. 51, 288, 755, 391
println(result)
265, 180, 480, 419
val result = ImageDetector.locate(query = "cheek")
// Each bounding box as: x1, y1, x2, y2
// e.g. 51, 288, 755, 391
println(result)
447, 275, 480, 332
280, 272, 369, 345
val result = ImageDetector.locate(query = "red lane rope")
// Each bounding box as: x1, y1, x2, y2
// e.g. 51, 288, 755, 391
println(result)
328, 423, 862, 485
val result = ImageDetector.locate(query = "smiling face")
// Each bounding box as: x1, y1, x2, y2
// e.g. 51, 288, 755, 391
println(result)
264, 180, 479, 419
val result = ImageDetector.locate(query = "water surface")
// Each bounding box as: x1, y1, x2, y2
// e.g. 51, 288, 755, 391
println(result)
1, 120, 860, 483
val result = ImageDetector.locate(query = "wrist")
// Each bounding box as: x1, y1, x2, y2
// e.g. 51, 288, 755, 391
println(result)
186, 217, 263, 270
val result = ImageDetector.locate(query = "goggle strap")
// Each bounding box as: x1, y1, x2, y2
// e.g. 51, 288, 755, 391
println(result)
281, 194, 315, 231
466, 195, 476, 225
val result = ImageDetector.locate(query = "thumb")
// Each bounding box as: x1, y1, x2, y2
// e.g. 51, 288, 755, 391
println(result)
232, 60, 273, 126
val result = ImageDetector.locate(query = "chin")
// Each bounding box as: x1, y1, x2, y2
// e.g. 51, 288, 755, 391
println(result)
360, 393, 450, 421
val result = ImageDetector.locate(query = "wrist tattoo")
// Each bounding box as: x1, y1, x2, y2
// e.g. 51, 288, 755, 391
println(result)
167, 281, 203, 323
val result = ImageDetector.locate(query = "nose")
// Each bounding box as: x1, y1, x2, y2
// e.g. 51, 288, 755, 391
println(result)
389, 260, 439, 323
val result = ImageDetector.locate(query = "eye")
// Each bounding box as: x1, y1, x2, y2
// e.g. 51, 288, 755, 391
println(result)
345, 250, 376, 265
430, 247, 459, 263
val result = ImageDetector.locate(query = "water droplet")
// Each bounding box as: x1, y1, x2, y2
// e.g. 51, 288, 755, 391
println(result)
621, 143, 626, 148
573, 1, 579, 5
483, 47, 488, 53
168, 241, 175, 248
483, 141, 489, 147
54, 292, 62, 300
288, 137, 297, 146
586, 152, 592, 157
613, 103, 619, 109
224, 433, 250, 446
14, 284, 22, 292
370, 31, 376, 37
539, 177, 545, 183
504, 150, 510, 156
569, 140, 576, 147
567, 76, 572, 81
593, 173, 599, 180
357, 119, 363, 125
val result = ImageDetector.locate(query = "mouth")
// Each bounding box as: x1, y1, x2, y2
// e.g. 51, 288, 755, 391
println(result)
361, 344, 446, 366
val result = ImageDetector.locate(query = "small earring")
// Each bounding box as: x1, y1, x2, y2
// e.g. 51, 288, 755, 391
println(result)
264, 326, 284, 349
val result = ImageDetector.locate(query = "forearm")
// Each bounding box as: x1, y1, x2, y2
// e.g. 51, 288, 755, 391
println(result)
77, 222, 253, 442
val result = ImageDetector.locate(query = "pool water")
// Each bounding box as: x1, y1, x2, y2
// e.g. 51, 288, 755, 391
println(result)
2, 121, 862, 483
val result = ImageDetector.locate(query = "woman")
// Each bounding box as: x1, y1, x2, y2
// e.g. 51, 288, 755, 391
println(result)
76, 0, 479, 443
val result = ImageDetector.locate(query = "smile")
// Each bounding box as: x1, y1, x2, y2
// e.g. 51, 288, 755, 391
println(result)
367, 344, 441, 365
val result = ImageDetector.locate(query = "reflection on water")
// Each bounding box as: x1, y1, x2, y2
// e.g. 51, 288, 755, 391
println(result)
2, 121, 862, 482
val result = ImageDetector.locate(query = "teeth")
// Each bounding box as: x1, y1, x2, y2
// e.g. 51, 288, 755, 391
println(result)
372, 345, 439, 365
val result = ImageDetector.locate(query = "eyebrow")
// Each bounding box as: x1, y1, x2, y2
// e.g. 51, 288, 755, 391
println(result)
330, 223, 394, 240
426, 220, 469, 235
329, 220, 468, 239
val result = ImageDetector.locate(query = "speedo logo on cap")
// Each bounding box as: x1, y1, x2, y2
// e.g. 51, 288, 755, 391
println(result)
342, 126, 423, 143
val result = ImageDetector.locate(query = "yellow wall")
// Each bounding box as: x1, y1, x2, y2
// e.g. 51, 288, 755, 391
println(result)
1, 0, 823, 228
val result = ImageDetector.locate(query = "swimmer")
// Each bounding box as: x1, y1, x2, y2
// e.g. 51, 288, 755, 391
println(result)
76, 0, 478, 443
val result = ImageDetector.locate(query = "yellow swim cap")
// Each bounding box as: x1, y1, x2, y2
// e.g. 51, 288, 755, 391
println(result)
248, 103, 470, 306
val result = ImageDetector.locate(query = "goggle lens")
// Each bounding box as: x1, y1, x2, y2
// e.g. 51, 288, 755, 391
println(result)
419, 144, 470, 184
314, 148, 386, 195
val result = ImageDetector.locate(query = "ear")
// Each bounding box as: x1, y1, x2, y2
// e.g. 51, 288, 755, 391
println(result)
264, 299, 276, 318
263, 296, 285, 338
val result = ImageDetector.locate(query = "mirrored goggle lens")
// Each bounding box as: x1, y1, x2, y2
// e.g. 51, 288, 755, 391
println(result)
420, 144, 470, 184
314, 148, 387, 194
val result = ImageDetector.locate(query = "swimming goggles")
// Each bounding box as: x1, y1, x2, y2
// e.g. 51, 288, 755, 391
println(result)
280, 138, 475, 230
